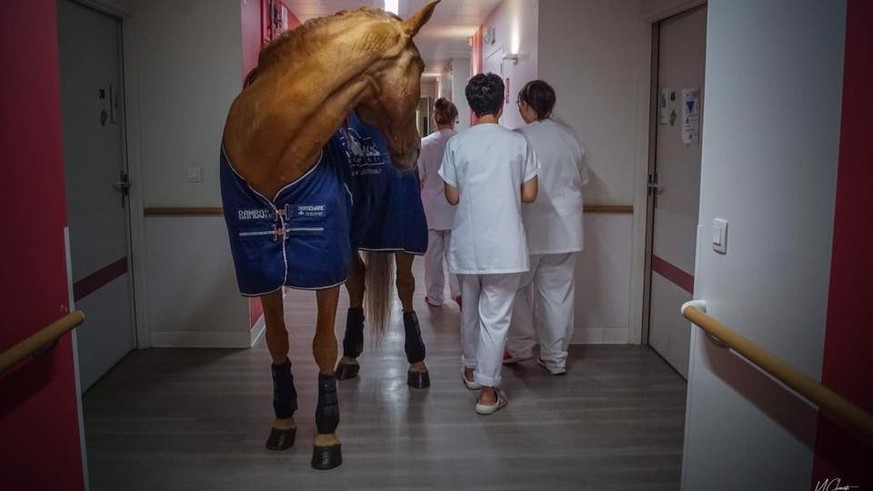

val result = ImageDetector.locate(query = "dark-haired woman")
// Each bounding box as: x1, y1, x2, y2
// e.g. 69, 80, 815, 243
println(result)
438, 73, 539, 415
504, 80, 589, 376
418, 98, 461, 309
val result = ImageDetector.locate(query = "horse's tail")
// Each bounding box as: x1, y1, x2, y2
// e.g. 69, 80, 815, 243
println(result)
364, 251, 395, 339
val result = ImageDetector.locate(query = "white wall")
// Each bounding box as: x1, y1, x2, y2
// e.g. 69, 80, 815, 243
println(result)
450, 57, 471, 130
480, 0, 539, 130
682, 1, 846, 488
538, 0, 651, 343
420, 80, 438, 101
436, 64, 452, 100
124, 0, 249, 347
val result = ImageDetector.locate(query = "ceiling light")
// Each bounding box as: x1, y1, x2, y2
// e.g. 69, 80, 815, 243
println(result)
384, 0, 398, 15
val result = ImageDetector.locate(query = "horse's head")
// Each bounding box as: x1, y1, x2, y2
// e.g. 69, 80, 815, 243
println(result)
355, 1, 439, 171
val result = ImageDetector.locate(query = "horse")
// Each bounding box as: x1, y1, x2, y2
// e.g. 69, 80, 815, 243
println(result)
220, 1, 439, 470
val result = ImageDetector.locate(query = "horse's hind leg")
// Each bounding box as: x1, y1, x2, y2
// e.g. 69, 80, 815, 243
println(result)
261, 291, 297, 451
312, 286, 343, 470
336, 251, 365, 380
396, 252, 430, 389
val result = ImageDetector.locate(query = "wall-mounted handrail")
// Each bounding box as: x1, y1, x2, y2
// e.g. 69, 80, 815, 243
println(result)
583, 204, 633, 214
0, 311, 85, 375
681, 301, 873, 442
144, 207, 223, 216
143, 205, 633, 216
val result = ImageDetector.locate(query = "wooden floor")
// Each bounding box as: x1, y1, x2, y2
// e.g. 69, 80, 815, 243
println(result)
84, 258, 687, 490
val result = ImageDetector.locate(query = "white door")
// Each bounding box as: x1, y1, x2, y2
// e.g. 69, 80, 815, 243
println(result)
646, 6, 706, 379
58, 0, 134, 391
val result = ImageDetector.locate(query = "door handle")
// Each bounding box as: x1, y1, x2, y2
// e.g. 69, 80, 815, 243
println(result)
113, 171, 130, 208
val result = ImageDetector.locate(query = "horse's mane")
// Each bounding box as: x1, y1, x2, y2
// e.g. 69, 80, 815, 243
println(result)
245, 7, 400, 87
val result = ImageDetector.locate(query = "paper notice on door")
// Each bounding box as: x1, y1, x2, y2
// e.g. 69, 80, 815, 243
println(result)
682, 88, 700, 144
659, 88, 672, 125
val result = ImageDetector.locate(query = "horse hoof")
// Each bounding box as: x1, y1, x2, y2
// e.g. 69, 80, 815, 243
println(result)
335, 360, 360, 380
311, 444, 342, 470
266, 427, 296, 451
407, 369, 430, 389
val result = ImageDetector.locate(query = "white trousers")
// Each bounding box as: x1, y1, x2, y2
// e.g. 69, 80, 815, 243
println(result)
506, 253, 577, 369
424, 229, 460, 304
458, 273, 521, 387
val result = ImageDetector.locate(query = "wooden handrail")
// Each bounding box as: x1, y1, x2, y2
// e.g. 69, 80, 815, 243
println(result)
584, 204, 633, 214
682, 303, 873, 442
144, 205, 632, 216
144, 207, 223, 216
0, 311, 85, 374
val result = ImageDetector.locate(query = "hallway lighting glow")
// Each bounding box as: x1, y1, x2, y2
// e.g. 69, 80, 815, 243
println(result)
384, 0, 398, 15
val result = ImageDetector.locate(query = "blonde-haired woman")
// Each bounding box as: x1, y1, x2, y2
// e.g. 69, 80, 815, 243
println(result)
418, 97, 461, 308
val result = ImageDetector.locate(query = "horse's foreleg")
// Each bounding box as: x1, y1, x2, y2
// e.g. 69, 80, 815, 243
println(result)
261, 291, 297, 451
336, 251, 365, 380
395, 252, 430, 389
312, 286, 342, 470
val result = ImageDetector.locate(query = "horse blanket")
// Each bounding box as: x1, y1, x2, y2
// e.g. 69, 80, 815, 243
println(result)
221, 113, 427, 295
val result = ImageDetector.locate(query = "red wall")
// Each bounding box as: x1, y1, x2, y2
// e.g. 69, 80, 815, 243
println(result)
813, 0, 873, 487
0, 1, 85, 490
243, 2, 301, 330
241, 0, 262, 82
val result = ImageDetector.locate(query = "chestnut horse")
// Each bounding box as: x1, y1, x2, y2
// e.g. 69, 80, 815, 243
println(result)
221, 1, 439, 470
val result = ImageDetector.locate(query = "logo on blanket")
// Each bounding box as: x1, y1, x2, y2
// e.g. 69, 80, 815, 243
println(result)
238, 208, 274, 220
295, 204, 326, 217
341, 127, 386, 177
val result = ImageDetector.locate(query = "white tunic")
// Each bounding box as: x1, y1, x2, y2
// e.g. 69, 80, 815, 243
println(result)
438, 124, 540, 274
417, 128, 457, 230
516, 119, 589, 254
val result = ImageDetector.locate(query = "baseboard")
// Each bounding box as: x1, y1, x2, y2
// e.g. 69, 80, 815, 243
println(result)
572, 327, 629, 344
250, 315, 266, 347
150, 330, 251, 348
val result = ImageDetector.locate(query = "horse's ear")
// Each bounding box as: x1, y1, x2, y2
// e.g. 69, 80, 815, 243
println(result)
403, 0, 439, 37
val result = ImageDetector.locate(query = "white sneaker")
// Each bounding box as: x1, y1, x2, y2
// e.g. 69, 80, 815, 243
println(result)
536, 357, 567, 376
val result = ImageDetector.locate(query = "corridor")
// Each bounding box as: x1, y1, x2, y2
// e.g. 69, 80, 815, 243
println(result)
83, 258, 686, 491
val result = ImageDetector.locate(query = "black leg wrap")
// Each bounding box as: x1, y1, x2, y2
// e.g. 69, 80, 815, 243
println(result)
315, 373, 340, 434
342, 307, 365, 358
403, 311, 426, 364
271, 359, 297, 419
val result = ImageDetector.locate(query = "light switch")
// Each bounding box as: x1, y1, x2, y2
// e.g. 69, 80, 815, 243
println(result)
186, 167, 202, 183
713, 218, 728, 254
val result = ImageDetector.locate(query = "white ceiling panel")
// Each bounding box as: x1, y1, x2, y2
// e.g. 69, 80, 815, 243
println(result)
279, 0, 503, 74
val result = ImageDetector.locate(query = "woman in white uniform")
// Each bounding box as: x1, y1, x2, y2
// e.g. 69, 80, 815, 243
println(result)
418, 98, 461, 308
504, 80, 589, 375
439, 73, 539, 414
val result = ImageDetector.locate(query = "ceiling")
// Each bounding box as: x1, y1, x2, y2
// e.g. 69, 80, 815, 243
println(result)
279, 0, 502, 76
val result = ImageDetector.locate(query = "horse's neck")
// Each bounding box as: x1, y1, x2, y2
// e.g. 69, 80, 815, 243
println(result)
225, 24, 386, 198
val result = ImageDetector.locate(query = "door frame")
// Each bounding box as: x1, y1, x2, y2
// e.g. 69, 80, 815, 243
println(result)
638, 1, 707, 346
641, 22, 661, 346
63, 0, 149, 349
